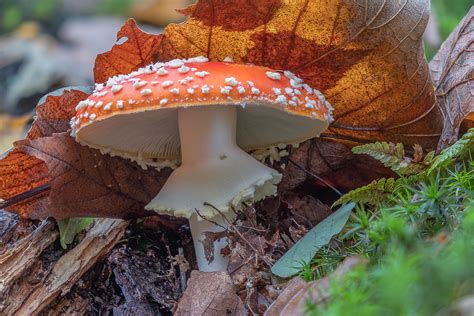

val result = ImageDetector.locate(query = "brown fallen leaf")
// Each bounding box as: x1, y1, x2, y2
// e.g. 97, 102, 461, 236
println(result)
265, 256, 366, 316
263, 277, 307, 315
430, 7, 474, 149
94, 0, 443, 148
281, 138, 396, 196
27, 89, 89, 140
0, 149, 50, 218
175, 270, 246, 315
18, 133, 170, 220
284, 194, 332, 229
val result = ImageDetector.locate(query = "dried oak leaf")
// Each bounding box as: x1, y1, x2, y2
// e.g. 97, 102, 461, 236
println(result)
430, 7, 474, 149
175, 270, 246, 316
18, 133, 170, 220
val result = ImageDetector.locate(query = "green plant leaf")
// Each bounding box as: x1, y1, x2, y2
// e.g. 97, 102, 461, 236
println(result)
333, 178, 401, 207
428, 128, 474, 174
352, 142, 432, 176
271, 203, 356, 278
57, 217, 94, 249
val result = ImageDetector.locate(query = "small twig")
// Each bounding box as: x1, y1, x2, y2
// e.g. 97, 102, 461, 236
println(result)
194, 208, 228, 231
203, 203, 235, 227
228, 254, 255, 275
240, 203, 258, 227
0, 183, 51, 209
288, 158, 343, 196
236, 225, 267, 233
178, 248, 187, 292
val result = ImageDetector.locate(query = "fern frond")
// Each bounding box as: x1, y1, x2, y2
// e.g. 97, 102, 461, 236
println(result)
333, 173, 428, 207
333, 178, 401, 207
429, 128, 474, 174
352, 142, 431, 176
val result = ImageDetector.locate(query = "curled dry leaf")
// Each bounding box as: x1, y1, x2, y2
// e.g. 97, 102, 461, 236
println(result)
96, 0, 442, 148
27, 88, 89, 140
430, 7, 474, 149
175, 270, 246, 315
19, 133, 170, 220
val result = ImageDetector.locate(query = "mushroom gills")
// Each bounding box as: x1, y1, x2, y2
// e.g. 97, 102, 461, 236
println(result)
145, 105, 282, 271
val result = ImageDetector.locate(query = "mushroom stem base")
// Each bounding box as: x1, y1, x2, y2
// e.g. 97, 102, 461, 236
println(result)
188, 212, 230, 272
145, 105, 281, 271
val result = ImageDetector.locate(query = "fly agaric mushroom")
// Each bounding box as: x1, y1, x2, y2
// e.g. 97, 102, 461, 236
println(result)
71, 57, 333, 272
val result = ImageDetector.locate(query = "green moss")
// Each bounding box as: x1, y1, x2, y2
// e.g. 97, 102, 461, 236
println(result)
300, 130, 474, 314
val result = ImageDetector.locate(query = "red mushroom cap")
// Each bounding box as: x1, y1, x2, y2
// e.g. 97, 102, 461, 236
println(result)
72, 58, 332, 164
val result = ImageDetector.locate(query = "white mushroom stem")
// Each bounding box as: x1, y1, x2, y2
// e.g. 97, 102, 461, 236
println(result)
146, 106, 281, 272
188, 212, 230, 272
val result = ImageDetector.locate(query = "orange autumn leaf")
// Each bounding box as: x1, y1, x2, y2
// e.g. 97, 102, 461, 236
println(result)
0, 149, 50, 219
95, 0, 443, 149
94, 19, 163, 83
176, 0, 282, 31
28, 89, 90, 140
0, 89, 89, 218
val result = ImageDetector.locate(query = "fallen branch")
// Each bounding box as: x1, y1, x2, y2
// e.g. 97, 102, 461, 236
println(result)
2, 218, 127, 315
